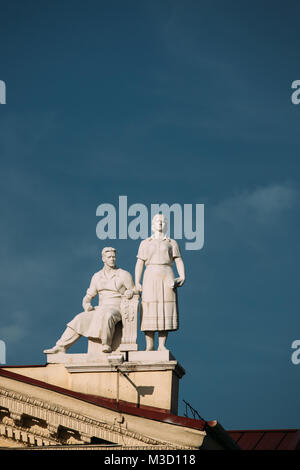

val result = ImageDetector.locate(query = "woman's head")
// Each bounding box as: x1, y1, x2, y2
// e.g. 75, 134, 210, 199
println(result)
151, 213, 167, 234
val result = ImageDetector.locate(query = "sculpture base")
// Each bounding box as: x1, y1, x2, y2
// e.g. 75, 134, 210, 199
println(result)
128, 350, 175, 362
46, 352, 126, 365
6, 352, 185, 414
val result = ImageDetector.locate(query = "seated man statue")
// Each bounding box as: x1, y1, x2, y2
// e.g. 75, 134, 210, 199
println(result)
44, 247, 135, 354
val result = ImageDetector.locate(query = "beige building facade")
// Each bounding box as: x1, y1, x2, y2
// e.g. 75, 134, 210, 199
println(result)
0, 366, 209, 450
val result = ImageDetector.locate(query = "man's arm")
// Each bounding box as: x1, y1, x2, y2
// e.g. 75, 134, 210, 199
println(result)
135, 258, 144, 292
121, 270, 135, 299
82, 274, 98, 311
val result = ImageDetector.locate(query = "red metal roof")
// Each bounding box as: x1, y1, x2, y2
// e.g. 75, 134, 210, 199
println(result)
228, 429, 300, 450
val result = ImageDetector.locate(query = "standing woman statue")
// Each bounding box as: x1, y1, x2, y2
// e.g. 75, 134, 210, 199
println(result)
135, 214, 185, 351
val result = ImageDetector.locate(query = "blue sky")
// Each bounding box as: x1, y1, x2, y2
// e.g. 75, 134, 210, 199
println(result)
0, 0, 300, 430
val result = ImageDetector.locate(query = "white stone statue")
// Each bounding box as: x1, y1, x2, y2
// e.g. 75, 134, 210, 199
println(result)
135, 214, 185, 351
44, 247, 135, 354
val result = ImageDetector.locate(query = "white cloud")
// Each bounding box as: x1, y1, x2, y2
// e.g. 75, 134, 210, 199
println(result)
0, 310, 29, 344
212, 183, 298, 227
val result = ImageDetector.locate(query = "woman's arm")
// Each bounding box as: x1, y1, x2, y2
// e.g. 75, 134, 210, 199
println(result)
174, 257, 185, 287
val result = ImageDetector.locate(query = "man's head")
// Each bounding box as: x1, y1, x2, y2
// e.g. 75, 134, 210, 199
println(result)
102, 247, 116, 268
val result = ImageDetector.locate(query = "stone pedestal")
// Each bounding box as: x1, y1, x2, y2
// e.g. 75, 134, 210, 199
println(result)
12, 351, 185, 414
66, 357, 184, 414
128, 350, 176, 362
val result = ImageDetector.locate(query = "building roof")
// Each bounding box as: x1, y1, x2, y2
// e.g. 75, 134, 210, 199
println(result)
0, 366, 205, 431
2, 366, 298, 450
228, 429, 300, 450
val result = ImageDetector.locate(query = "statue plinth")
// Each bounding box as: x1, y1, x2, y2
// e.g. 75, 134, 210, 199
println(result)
13, 351, 185, 414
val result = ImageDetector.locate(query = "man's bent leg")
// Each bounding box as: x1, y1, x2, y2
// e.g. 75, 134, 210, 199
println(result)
56, 327, 81, 349
44, 327, 81, 354
100, 311, 121, 353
